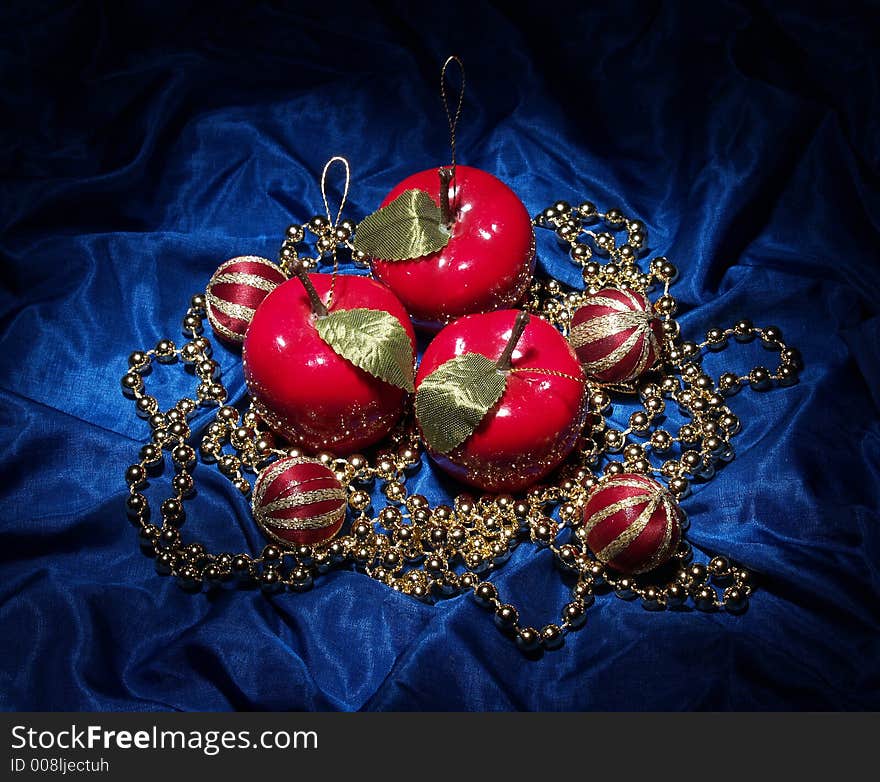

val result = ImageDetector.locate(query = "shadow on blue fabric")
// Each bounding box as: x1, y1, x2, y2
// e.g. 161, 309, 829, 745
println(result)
1, 1, 878, 711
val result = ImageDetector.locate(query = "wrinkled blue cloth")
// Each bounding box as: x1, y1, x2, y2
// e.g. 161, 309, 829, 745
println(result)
1, 1, 879, 711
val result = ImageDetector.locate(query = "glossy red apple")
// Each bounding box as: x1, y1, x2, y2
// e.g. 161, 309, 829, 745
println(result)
370, 165, 536, 330
243, 265, 416, 455
415, 310, 588, 492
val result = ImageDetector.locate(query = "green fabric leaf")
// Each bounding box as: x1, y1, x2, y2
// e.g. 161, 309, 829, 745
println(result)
415, 354, 508, 454
353, 189, 451, 261
315, 308, 415, 392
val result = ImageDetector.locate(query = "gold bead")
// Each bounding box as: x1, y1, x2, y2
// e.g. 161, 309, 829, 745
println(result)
604, 429, 625, 452
655, 294, 677, 316
349, 490, 371, 511
650, 430, 673, 452
433, 505, 454, 523
629, 411, 650, 432
644, 396, 665, 415
668, 476, 690, 498
411, 507, 431, 524
661, 376, 680, 394
128, 350, 150, 370
571, 243, 592, 263
217, 406, 239, 424
679, 424, 698, 444
590, 390, 611, 413
533, 518, 558, 544
230, 426, 254, 450
383, 481, 406, 503
407, 494, 429, 510
706, 327, 727, 348
210, 383, 227, 403
254, 437, 274, 456
623, 443, 645, 461
176, 398, 197, 416
491, 495, 511, 511
377, 457, 396, 475
121, 372, 142, 393
218, 454, 241, 476
308, 215, 330, 234
379, 506, 403, 526
155, 339, 176, 361
558, 502, 579, 523
662, 320, 680, 341
196, 359, 218, 380
199, 438, 222, 459
577, 201, 597, 219
594, 233, 615, 255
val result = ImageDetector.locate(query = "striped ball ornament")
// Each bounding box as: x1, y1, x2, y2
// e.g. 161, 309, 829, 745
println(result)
206, 256, 287, 344
252, 457, 347, 546
569, 288, 662, 384
581, 473, 682, 574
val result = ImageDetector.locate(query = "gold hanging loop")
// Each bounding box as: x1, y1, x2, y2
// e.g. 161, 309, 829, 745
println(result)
440, 55, 466, 172
319, 156, 350, 308
320, 155, 350, 230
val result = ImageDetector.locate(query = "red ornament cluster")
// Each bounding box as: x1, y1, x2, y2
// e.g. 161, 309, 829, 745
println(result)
200, 148, 678, 571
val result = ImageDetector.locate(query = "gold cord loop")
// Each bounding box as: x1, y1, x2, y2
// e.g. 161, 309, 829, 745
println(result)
320, 155, 350, 230
319, 155, 350, 308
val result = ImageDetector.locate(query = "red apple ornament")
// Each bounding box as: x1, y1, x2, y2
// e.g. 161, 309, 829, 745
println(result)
353, 57, 535, 330
243, 261, 416, 455
415, 310, 588, 492
361, 165, 536, 330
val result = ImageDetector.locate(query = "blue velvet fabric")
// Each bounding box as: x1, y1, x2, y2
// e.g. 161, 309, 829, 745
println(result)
2, 1, 879, 711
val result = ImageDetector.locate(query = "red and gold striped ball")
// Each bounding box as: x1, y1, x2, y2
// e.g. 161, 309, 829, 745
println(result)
569, 288, 662, 384
206, 256, 287, 344
581, 473, 682, 574
252, 457, 347, 546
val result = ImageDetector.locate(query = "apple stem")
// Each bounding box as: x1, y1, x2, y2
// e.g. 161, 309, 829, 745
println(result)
497, 311, 530, 372
439, 166, 455, 228
289, 259, 328, 316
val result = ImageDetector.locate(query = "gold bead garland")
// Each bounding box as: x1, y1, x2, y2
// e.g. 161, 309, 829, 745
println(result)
120, 199, 800, 653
